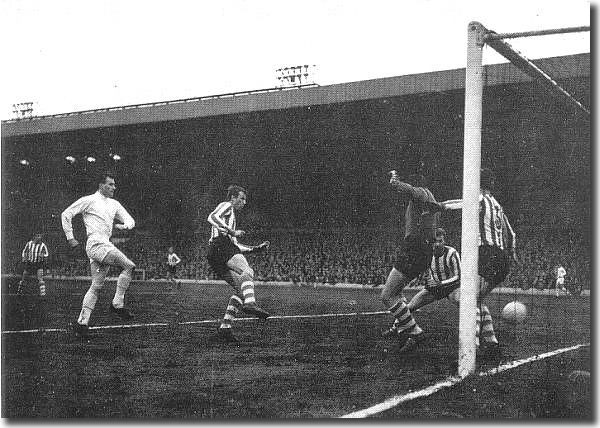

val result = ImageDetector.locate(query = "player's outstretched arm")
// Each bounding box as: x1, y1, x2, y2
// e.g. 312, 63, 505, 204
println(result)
254, 241, 270, 252
238, 240, 270, 254
389, 176, 416, 195
439, 199, 463, 210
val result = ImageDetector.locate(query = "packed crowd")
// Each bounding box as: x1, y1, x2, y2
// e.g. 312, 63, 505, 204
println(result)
30, 224, 588, 292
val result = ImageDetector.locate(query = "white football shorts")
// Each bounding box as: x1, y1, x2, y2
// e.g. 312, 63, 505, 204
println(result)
86, 241, 118, 264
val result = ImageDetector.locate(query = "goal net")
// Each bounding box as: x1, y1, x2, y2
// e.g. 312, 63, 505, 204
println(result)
458, 22, 590, 377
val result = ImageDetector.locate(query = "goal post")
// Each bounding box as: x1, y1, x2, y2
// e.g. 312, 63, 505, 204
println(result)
458, 21, 590, 378
458, 21, 486, 378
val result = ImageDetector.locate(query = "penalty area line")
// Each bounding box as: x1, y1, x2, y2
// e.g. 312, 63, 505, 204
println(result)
1, 310, 389, 335
340, 342, 590, 418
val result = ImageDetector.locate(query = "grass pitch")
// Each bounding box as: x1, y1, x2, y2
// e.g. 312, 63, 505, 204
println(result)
1, 278, 591, 418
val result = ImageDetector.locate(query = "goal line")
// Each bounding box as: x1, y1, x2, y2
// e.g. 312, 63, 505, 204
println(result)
340, 342, 589, 418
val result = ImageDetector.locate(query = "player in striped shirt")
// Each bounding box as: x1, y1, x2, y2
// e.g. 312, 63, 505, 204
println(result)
61, 172, 137, 337
380, 171, 445, 352
405, 228, 461, 312
166, 247, 181, 290
18, 233, 49, 296
207, 185, 270, 343
437, 169, 518, 360
475, 168, 518, 359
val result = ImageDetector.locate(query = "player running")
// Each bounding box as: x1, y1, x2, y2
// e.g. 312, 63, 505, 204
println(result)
61, 172, 137, 337
207, 185, 270, 343
380, 171, 445, 352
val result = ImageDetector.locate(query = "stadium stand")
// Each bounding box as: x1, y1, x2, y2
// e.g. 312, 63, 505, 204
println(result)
1, 54, 590, 293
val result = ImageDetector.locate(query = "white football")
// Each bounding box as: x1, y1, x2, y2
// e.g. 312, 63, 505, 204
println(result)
502, 301, 527, 323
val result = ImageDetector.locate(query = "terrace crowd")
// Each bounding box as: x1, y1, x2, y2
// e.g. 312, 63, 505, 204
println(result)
36, 224, 588, 293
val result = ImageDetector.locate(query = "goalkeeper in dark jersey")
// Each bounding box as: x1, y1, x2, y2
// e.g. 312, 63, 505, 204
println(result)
380, 171, 445, 352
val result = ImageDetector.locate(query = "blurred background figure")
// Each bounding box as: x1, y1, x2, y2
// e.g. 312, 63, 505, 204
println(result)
166, 246, 182, 290
18, 232, 49, 297
556, 264, 567, 296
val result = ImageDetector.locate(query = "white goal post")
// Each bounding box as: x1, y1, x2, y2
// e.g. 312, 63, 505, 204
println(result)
458, 22, 590, 378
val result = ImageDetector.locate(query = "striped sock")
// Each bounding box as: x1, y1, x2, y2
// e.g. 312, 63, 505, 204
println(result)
241, 281, 256, 305
220, 295, 243, 329
38, 281, 46, 296
479, 304, 498, 344
389, 298, 420, 334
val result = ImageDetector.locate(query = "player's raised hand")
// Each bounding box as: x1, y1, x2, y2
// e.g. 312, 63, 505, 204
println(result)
245, 241, 267, 254
252, 241, 270, 253
233, 229, 246, 238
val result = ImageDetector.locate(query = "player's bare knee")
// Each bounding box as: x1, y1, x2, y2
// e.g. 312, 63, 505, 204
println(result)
89, 280, 104, 293
122, 260, 136, 274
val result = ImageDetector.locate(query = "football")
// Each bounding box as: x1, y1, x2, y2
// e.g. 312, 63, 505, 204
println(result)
502, 301, 527, 323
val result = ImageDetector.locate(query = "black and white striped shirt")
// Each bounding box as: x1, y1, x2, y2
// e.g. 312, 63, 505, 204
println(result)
479, 192, 516, 251
207, 201, 252, 252
430, 245, 461, 287
22, 241, 49, 263
208, 202, 236, 240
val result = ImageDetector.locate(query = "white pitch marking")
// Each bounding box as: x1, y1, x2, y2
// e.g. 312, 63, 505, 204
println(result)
184, 310, 389, 324
1, 310, 389, 334
340, 343, 590, 418
477, 343, 589, 377
2, 328, 68, 334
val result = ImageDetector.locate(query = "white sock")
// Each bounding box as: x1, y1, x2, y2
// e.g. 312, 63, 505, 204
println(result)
78, 307, 93, 325
112, 270, 132, 308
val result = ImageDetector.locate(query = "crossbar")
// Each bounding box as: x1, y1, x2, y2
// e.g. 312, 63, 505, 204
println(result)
484, 26, 590, 41
485, 36, 590, 115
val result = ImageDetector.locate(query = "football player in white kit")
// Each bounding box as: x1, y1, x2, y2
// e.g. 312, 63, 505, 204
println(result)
61, 172, 136, 337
